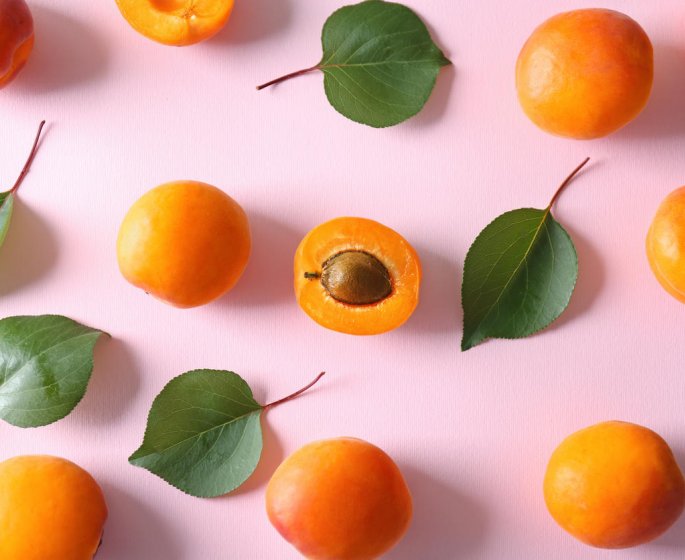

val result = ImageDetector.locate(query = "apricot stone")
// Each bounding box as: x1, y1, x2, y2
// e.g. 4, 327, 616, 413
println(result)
516, 9, 653, 139
266, 438, 413, 560
0, 0, 33, 89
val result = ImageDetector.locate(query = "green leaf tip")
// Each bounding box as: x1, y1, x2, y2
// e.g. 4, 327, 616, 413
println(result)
461, 159, 591, 351
129, 370, 326, 498
0, 314, 106, 427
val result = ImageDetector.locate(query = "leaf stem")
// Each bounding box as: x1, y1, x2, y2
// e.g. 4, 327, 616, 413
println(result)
547, 157, 590, 210
10, 121, 47, 195
264, 372, 326, 411
256, 66, 320, 91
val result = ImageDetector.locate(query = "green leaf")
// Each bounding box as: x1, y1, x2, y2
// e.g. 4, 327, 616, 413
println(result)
461, 159, 591, 351
258, 1, 450, 128
0, 315, 106, 427
129, 369, 264, 498
0, 191, 14, 248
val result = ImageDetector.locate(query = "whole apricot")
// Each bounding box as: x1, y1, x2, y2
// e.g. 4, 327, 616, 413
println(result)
544, 421, 685, 548
647, 186, 685, 302
516, 9, 653, 139
115, 0, 234, 46
117, 180, 251, 308
266, 438, 412, 560
0, 455, 108, 560
294, 217, 421, 335
0, 0, 33, 89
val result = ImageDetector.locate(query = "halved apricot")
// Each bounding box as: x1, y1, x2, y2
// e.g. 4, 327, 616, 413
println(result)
115, 0, 234, 46
294, 217, 421, 335
0, 0, 34, 89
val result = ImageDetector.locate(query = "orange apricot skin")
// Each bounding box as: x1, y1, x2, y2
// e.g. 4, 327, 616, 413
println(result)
0, 455, 108, 560
544, 421, 685, 548
516, 9, 653, 139
266, 438, 413, 560
0, 0, 33, 89
647, 187, 685, 302
294, 217, 421, 335
117, 181, 251, 308
115, 0, 234, 46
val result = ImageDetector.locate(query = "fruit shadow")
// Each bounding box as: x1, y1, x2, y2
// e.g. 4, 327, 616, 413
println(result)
209, 0, 293, 45
619, 44, 685, 139
0, 201, 58, 297
97, 482, 185, 560
15, 5, 108, 93
649, 445, 685, 549
73, 337, 140, 426
387, 466, 487, 559
546, 224, 605, 333
403, 247, 462, 335
221, 212, 302, 307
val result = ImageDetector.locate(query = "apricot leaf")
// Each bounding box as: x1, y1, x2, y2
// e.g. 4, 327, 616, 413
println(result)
129, 370, 325, 498
257, 0, 450, 128
461, 159, 591, 351
0, 192, 14, 247
0, 315, 106, 427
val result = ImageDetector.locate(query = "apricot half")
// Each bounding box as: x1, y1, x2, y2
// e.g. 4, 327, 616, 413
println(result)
647, 186, 685, 302
0, 455, 108, 560
266, 438, 413, 560
294, 217, 421, 335
117, 180, 251, 308
115, 0, 234, 46
516, 9, 653, 139
544, 421, 685, 548
0, 0, 33, 89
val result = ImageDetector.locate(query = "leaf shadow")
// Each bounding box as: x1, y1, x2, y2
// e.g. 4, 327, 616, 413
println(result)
13, 5, 109, 93
386, 466, 488, 559
647, 444, 685, 549
0, 202, 58, 296
72, 338, 140, 426
402, 247, 462, 335
407, 64, 455, 128
228, 414, 284, 497
98, 482, 186, 560
220, 212, 302, 307
546, 224, 605, 333
617, 43, 685, 139
209, 0, 293, 45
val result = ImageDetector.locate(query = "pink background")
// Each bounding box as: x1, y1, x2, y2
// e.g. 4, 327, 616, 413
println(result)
2, 0, 685, 558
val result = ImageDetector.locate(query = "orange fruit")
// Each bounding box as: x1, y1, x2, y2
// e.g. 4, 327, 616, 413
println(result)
0, 455, 108, 560
0, 0, 33, 89
117, 180, 251, 308
544, 421, 685, 548
294, 217, 421, 335
266, 438, 413, 560
115, 0, 234, 46
647, 186, 685, 302
516, 9, 653, 139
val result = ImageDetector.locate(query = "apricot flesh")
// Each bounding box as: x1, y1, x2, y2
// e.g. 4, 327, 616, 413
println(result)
544, 421, 685, 548
115, 0, 234, 46
0, 455, 108, 560
516, 9, 653, 139
117, 180, 251, 308
0, 0, 33, 89
646, 187, 685, 302
266, 438, 412, 560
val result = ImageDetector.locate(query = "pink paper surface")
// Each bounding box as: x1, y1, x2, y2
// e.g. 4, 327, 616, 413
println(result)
2, 1, 684, 558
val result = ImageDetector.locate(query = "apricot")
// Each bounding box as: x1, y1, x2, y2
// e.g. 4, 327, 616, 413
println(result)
516, 9, 653, 139
294, 217, 421, 335
0, 455, 108, 559
266, 438, 412, 560
0, 0, 33, 89
646, 186, 685, 302
115, 0, 234, 46
117, 180, 251, 308
544, 421, 685, 548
